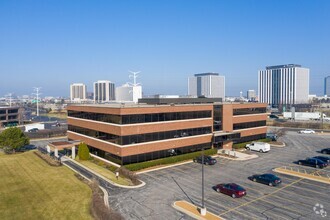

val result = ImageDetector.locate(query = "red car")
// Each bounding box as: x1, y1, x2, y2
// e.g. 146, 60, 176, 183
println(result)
214, 183, 246, 198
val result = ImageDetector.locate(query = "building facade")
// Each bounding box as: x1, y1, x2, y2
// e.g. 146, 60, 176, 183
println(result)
93, 80, 115, 103
258, 64, 309, 107
0, 106, 20, 127
247, 90, 256, 101
115, 83, 142, 103
325, 76, 330, 96
70, 83, 87, 102
67, 100, 267, 165
188, 73, 225, 99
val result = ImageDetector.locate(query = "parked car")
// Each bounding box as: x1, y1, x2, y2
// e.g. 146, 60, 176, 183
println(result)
266, 133, 278, 141
245, 142, 270, 153
17, 144, 37, 152
193, 155, 217, 165
28, 128, 39, 132
298, 129, 315, 134
249, 174, 282, 186
320, 148, 330, 155
312, 156, 330, 163
297, 158, 328, 168
214, 183, 246, 198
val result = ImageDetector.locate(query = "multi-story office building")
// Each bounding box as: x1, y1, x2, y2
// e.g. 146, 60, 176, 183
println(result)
188, 73, 225, 99
93, 80, 115, 103
70, 83, 87, 102
0, 106, 20, 127
116, 83, 142, 103
258, 64, 309, 107
247, 90, 256, 101
325, 76, 330, 96
67, 98, 267, 165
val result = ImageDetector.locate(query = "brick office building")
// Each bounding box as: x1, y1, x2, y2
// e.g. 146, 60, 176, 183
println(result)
67, 99, 267, 165
0, 106, 20, 127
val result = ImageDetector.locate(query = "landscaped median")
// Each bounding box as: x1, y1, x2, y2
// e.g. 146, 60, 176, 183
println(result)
124, 148, 218, 172
173, 200, 223, 220
274, 167, 330, 184
76, 158, 133, 186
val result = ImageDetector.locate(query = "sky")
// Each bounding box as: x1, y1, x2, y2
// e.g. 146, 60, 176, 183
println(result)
0, 0, 330, 97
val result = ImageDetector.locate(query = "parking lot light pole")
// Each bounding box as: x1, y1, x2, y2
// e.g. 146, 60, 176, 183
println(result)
200, 147, 206, 216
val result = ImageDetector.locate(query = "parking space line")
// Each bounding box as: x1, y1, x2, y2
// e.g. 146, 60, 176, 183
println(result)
218, 177, 304, 217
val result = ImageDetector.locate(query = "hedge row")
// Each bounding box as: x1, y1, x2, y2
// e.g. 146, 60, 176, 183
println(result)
233, 138, 272, 149
124, 148, 217, 171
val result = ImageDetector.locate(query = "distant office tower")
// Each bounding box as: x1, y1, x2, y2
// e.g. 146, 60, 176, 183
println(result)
188, 73, 225, 99
116, 83, 142, 103
247, 90, 256, 100
70, 83, 87, 102
325, 76, 330, 96
93, 80, 115, 103
86, 92, 94, 100
258, 64, 309, 107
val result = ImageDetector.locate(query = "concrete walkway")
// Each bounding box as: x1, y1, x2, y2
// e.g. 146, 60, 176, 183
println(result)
173, 200, 223, 220
62, 156, 145, 189
217, 149, 258, 161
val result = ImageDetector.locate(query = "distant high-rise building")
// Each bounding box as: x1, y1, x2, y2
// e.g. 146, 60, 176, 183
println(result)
258, 64, 309, 107
70, 83, 87, 102
188, 73, 225, 99
324, 76, 330, 96
93, 80, 115, 103
116, 84, 142, 103
247, 90, 256, 100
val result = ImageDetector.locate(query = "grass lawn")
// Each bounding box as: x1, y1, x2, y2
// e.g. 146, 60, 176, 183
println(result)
76, 159, 133, 186
0, 151, 92, 220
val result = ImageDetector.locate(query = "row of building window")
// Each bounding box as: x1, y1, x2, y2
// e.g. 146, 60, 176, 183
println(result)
233, 107, 266, 116
234, 133, 266, 144
68, 125, 212, 145
213, 105, 223, 131
233, 120, 266, 130
89, 143, 212, 165
68, 110, 212, 125
0, 109, 19, 114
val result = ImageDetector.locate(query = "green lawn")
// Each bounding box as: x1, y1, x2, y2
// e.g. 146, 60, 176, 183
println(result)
76, 159, 133, 186
0, 151, 93, 220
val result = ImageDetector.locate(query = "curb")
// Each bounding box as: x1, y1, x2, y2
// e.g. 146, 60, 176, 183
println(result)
173, 200, 223, 220
273, 168, 330, 184
64, 157, 146, 189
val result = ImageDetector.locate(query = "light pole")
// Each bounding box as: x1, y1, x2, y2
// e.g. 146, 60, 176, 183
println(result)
33, 87, 41, 116
200, 147, 206, 216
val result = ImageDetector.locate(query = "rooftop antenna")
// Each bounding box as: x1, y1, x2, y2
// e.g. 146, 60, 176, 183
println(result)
32, 87, 42, 116
128, 71, 141, 86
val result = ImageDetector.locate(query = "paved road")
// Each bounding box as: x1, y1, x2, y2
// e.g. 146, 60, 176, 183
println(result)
107, 131, 330, 220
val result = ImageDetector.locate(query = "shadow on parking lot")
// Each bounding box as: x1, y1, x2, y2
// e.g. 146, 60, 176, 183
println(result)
171, 177, 195, 205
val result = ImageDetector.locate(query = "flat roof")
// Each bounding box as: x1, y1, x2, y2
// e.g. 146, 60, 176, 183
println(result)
194, 73, 219, 77
138, 97, 222, 105
266, 64, 302, 70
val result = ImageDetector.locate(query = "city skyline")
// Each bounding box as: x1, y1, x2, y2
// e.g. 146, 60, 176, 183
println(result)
1, 1, 330, 97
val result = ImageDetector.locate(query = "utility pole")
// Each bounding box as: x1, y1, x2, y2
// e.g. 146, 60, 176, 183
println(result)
33, 87, 41, 116
200, 147, 206, 216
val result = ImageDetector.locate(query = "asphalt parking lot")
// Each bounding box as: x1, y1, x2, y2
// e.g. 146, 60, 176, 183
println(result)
108, 131, 330, 220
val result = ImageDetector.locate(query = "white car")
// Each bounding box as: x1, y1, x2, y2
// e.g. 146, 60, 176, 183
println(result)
245, 142, 270, 153
298, 129, 315, 134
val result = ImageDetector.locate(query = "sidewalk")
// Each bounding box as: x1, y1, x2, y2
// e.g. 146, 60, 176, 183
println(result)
217, 149, 258, 161
274, 167, 330, 184
62, 156, 145, 189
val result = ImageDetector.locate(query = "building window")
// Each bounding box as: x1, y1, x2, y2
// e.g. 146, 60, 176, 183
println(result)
213, 105, 222, 131
233, 120, 266, 130
233, 108, 266, 115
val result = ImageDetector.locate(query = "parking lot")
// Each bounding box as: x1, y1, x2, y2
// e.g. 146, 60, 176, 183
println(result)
107, 131, 330, 220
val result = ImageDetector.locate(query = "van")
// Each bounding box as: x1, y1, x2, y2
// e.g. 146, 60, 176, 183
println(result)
266, 133, 277, 141
245, 142, 270, 153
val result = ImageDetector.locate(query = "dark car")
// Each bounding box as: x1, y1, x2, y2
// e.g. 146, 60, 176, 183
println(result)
297, 158, 328, 168
28, 128, 39, 132
193, 155, 217, 165
320, 148, 330, 155
214, 183, 246, 198
249, 174, 282, 186
17, 144, 37, 152
312, 156, 330, 164
266, 133, 277, 141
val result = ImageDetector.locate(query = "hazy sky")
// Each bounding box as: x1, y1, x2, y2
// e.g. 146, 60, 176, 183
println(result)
1, 0, 329, 97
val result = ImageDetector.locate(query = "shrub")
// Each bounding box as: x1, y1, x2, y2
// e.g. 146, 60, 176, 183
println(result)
0, 127, 29, 153
124, 148, 217, 171
118, 167, 140, 185
78, 142, 90, 160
